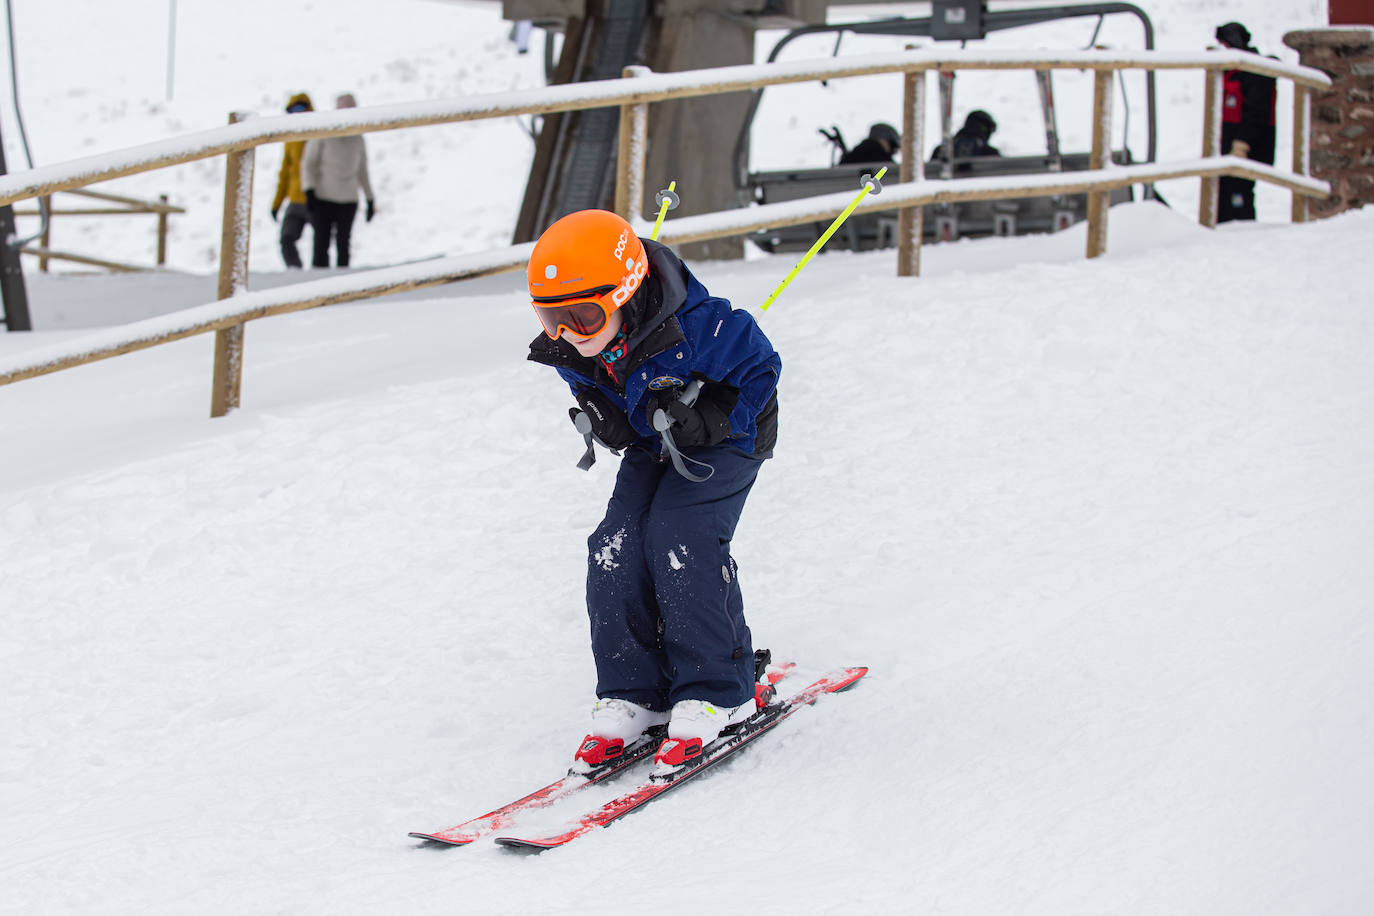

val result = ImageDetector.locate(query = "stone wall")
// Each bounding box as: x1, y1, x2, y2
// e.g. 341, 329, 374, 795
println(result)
1284, 26, 1374, 217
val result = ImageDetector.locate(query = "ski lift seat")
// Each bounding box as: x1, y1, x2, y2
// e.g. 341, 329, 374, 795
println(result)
749, 150, 1134, 252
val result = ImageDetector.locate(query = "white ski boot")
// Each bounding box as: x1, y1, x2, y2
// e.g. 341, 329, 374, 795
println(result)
570, 698, 669, 775
651, 697, 757, 776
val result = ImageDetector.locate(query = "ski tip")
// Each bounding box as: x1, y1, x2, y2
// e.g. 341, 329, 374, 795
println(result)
409, 832, 475, 846
824, 666, 869, 693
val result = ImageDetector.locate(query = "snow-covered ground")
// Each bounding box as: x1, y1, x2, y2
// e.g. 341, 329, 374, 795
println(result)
5, 201, 1373, 913
5, 2, 1372, 914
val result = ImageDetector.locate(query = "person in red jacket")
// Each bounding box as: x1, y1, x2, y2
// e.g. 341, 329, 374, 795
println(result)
1215, 22, 1277, 222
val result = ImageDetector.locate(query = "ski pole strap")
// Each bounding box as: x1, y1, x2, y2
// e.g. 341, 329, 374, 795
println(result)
572, 410, 597, 470
572, 409, 625, 470
655, 423, 714, 482
651, 381, 714, 482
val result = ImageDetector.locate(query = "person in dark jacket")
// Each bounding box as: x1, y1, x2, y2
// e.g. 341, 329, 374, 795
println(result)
1215, 21, 1277, 222
839, 122, 900, 164
269, 92, 314, 268
930, 109, 1001, 165
526, 209, 781, 777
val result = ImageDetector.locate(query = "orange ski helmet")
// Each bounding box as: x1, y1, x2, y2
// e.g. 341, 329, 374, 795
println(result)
528, 209, 648, 340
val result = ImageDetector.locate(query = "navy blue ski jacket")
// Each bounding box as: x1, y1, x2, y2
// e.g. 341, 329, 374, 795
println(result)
528, 239, 780, 458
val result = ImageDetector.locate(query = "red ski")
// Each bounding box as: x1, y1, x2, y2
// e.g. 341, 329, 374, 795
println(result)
408, 734, 662, 845
493, 666, 867, 850
410, 660, 796, 846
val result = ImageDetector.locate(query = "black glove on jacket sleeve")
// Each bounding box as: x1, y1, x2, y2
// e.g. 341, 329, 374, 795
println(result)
653, 382, 738, 448
572, 388, 637, 450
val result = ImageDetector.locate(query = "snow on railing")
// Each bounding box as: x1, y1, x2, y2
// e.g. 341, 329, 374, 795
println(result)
0, 48, 1330, 208
0, 48, 1334, 417
0, 244, 534, 386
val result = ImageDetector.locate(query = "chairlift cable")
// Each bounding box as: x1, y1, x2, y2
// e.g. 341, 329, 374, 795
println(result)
4, 0, 47, 250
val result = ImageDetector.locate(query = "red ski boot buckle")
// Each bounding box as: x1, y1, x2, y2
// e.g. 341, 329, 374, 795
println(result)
575, 735, 625, 767
654, 737, 704, 768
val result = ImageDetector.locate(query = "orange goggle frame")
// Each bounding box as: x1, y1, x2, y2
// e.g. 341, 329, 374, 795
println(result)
532, 285, 615, 340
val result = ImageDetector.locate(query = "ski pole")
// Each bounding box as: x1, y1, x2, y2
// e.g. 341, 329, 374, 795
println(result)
759, 166, 887, 311
650, 181, 679, 240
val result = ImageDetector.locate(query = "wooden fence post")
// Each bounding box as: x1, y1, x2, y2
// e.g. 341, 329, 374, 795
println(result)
38, 196, 50, 272
615, 66, 651, 222
898, 60, 926, 277
1291, 85, 1311, 223
1085, 69, 1113, 259
1199, 68, 1223, 228
157, 194, 169, 266
211, 111, 254, 419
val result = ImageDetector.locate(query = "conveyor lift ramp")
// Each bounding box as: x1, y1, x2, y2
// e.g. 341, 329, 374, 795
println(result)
513, 1, 649, 243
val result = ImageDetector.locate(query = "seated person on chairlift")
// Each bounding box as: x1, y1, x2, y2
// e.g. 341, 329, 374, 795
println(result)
838, 122, 900, 164
930, 110, 1002, 165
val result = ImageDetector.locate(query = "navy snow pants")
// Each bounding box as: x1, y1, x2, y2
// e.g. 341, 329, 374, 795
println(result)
587, 445, 763, 711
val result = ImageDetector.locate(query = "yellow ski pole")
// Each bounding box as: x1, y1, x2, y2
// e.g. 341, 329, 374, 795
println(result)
650, 181, 679, 240
760, 167, 887, 311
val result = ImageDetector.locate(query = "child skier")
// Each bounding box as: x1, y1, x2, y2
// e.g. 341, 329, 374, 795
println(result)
526, 209, 781, 774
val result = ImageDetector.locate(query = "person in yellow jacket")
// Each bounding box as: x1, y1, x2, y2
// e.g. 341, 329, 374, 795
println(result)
270, 92, 314, 268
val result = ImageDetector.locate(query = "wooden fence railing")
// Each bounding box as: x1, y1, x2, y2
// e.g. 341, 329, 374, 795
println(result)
0, 48, 1332, 417
13, 188, 185, 272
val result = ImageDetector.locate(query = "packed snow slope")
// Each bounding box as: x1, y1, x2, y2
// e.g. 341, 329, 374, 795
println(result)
2, 202, 1373, 914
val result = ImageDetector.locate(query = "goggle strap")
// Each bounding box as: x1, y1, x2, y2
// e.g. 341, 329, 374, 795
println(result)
532, 284, 615, 304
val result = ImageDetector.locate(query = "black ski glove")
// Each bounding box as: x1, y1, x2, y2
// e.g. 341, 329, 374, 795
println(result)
305, 189, 318, 214
270, 206, 279, 222
651, 382, 738, 448
365, 200, 376, 222
572, 388, 637, 450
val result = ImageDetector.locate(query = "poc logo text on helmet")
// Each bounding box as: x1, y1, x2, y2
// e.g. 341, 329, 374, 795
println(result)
610, 255, 647, 308
614, 230, 629, 261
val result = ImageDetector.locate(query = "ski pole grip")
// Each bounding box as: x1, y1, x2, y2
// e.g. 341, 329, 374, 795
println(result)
678, 379, 702, 408
573, 410, 593, 436
651, 380, 713, 482
651, 380, 703, 432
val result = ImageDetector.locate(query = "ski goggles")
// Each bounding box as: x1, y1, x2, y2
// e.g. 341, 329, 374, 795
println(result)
531, 285, 616, 340
286, 102, 309, 113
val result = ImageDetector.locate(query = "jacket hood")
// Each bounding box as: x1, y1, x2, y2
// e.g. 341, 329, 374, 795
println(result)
286, 92, 314, 112
620, 238, 688, 352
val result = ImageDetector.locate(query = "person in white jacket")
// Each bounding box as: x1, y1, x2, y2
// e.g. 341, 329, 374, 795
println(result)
302, 93, 376, 267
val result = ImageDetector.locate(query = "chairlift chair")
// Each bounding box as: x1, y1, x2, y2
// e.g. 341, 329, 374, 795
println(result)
742, 2, 1157, 253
